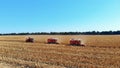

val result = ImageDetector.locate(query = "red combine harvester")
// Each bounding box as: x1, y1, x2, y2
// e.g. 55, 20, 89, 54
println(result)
26, 37, 34, 43
47, 38, 58, 44
70, 39, 85, 46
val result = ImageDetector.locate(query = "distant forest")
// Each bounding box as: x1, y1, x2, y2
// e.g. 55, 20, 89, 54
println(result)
0, 31, 120, 35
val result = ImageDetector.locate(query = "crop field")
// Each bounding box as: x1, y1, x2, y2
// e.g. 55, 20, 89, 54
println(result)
0, 35, 120, 68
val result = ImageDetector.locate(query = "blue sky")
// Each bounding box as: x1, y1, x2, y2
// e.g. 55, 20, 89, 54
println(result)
0, 0, 120, 33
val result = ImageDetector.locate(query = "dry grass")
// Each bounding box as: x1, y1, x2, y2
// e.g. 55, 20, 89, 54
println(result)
0, 35, 120, 68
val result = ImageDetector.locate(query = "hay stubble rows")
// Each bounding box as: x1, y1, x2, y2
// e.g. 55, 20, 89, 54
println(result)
0, 35, 120, 68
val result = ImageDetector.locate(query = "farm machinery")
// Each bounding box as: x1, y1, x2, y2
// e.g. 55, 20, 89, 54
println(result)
70, 39, 85, 46
26, 37, 34, 43
47, 38, 59, 44
25, 37, 85, 46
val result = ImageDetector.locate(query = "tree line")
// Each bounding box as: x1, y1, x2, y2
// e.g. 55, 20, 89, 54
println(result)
0, 31, 120, 35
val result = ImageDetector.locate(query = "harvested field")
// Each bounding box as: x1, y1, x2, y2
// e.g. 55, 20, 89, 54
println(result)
0, 35, 120, 68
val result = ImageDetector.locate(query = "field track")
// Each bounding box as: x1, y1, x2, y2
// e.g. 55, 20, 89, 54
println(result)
0, 35, 120, 68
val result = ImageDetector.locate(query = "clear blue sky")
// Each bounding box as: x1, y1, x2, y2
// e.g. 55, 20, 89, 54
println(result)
0, 0, 120, 33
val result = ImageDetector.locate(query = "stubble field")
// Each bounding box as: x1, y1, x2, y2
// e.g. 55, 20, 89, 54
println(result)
0, 35, 120, 68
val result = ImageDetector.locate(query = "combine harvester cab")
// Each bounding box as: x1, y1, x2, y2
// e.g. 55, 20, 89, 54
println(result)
70, 39, 85, 46
47, 38, 59, 44
26, 37, 34, 43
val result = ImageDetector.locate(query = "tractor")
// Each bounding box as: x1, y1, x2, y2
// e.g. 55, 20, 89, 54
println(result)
26, 37, 34, 43
70, 39, 85, 46
47, 38, 58, 44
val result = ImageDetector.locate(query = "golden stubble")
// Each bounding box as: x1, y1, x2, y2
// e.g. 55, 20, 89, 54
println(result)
0, 35, 119, 68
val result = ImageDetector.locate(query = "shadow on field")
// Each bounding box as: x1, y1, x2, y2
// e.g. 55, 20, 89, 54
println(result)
65, 44, 86, 47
